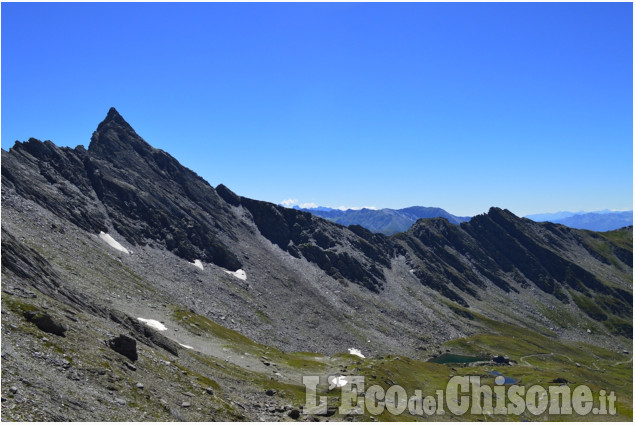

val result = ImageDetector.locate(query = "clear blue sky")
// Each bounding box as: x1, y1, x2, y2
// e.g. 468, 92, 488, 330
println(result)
2, 2, 632, 216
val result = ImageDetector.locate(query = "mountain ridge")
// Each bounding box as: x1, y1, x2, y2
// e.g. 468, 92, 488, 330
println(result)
1, 108, 632, 421
3, 108, 631, 341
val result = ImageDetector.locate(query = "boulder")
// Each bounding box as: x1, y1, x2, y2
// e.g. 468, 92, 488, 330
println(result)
108, 334, 138, 362
128, 318, 179, 357
23, 311, 67, 336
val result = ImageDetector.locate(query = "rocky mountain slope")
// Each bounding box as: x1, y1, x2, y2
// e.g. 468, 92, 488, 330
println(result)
298, 205, 470, 235
1, 108, 632, 421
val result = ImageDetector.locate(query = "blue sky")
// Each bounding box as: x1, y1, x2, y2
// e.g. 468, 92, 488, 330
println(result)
2, 2, 632, 216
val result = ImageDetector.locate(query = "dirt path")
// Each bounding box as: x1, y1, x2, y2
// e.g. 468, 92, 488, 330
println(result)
613, 357, 632, 366
519, 353, 551, 366
519, 352, 575, 367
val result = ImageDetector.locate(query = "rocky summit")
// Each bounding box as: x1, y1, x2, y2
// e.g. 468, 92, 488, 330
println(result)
1, 108, 632, 421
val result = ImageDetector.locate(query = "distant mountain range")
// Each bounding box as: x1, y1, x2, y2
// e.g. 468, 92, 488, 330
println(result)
292, 206, 633, 234
293, 205, 471, 235
525, 210, 633, 232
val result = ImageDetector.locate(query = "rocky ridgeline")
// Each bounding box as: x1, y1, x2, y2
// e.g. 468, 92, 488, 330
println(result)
3, 109, 632, 322
3, 108, 242, 271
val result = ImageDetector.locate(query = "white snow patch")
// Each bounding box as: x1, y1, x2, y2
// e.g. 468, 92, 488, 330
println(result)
137, 318, 167, 331
179, 343, 193, 349
329, 376, 348, 388
99, 231, 129, 254
224, 269, 247, 281
191, 259, 204, 270
348, 348, 365, 358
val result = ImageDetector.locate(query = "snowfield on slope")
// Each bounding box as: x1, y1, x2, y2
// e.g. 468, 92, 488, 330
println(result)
137, 318, 167, 331
190, 259, 204, 270
98, 231, 130, 254
224, 268, 247, 280
348, 348, 365, 358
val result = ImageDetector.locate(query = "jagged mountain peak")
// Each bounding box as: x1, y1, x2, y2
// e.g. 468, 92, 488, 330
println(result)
2, 109, 244, 271
103, 106, 126, 125
93, 107, 134, 135
89, 107, 153, 159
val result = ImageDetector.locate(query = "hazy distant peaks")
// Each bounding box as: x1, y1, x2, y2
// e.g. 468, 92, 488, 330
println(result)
525, 209, 632, 222
279, 199, 377, 211
292, 204, 470, 235
526, 210, 633, 232
286, 202, 632, 234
